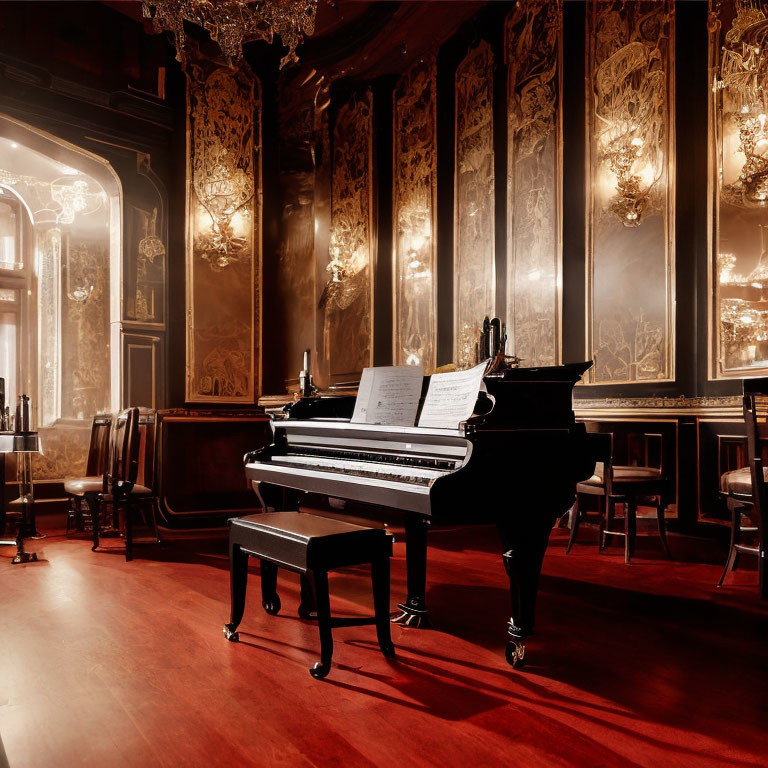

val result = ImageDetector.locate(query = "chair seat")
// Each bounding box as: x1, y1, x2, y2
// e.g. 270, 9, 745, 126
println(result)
64, 476, 105, 496
720, 466, 768, 495
579, 464, 662, 489
99, 484, 153, 501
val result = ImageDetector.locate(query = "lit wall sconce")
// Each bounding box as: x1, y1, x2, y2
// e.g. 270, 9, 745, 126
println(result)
594, 47, 666, 227
715, 10, 768, 207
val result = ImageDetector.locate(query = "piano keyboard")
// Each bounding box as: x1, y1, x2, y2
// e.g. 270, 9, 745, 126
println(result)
272, 454, 448, 486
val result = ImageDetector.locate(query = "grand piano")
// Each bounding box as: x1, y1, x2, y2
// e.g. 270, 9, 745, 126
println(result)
245, 362, 595, 667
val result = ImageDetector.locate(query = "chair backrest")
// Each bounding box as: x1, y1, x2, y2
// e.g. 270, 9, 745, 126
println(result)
743, 383, 768, 517
85, 413, 112, 476
135, 408, 157, 492
585, 431, 614, 494
108, 407, 140, 486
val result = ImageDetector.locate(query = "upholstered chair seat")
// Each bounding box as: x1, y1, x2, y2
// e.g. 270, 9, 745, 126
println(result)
64, 476, 106, 496
720, 466, 768, 496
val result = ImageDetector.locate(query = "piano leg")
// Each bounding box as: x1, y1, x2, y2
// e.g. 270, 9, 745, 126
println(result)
392, 513, 431, 628
223, 542, 249, 642
498, 510, 559, 668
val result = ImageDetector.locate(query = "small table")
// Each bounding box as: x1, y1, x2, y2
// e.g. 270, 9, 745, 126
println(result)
0, 432, 42, 564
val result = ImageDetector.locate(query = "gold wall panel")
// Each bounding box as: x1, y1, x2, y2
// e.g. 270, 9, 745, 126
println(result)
709, 1, 768, 377
323, 89, 374, 382
505, 1, 562, 367
185, 62, 261, 402
393, 57, 437, 371
454, 41, 495, 369
586, 0, 675, 384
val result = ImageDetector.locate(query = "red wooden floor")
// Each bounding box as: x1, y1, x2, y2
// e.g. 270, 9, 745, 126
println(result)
1, 519, 766, 767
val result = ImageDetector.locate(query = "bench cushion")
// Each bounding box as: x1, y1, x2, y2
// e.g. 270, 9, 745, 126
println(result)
230, 511, 391, 572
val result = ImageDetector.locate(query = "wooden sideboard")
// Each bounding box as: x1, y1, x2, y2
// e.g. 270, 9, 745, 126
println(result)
154, 410, 272, 529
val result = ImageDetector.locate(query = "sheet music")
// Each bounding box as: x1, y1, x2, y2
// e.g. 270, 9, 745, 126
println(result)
417, 360, 489, 429
351, 365, 424, 426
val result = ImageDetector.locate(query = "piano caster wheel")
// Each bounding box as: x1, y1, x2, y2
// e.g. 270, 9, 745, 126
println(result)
505, 640, 525, 669
310, 662, 330, 680
223, 624, 240, 642
262, 596, 281, 615
391, 606, 431, 629
298, 604, 317, 620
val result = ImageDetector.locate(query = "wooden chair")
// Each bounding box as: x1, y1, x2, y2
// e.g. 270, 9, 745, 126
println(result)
64, 414, 112, 536
568, 431, 671, 563
718, 380, 768, 599
87, 408, 160, 561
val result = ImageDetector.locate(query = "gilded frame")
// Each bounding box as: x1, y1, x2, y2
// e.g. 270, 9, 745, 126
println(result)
585, 0, 676, 385
454, 40, 496, 369
707, 0, 768, 380
184, 62, 262, 403
392, 56, 438, 371
324, 89, 375, 383
505, 0, 564, 367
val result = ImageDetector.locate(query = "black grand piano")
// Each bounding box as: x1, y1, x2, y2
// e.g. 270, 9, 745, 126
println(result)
244, 362, 595, 667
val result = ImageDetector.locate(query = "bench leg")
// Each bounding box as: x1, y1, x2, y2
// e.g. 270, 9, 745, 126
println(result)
260, 560, 281, 615
224, 542, 249, 642
371, 557, 394, 658
298, 573, 317, 620
310, 569, 333, 679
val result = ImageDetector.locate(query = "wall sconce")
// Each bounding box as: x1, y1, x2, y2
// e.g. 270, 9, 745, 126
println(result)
595, 46, 666, 227
715, 6, 768, 207
194, 165, 253, 270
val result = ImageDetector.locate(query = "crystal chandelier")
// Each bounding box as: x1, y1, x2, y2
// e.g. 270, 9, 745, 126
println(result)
142, 0, 320, 68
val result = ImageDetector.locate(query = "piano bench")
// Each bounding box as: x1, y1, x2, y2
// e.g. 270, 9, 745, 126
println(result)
223, 511, 395, 679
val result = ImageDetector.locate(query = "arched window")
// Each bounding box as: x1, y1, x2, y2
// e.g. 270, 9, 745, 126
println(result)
0, 119, 122, 478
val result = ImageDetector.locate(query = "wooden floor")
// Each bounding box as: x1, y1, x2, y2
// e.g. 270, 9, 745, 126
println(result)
1, 517, 766, 768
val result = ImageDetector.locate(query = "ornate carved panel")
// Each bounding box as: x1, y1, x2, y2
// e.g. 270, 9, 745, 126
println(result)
61, 235, 111, 420
393, 57, 437, 371
322, 90, 374, 382
126, 205, 165, 324
454, 41, 495, 369
586, 0, 675, 383
185, 61, 261, 402
709, 1, 768, 378
505, 1, 562, 367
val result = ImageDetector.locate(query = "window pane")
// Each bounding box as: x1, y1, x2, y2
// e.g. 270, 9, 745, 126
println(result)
0, 305, 18, 411
0, 199, 21, 271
